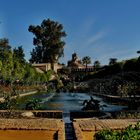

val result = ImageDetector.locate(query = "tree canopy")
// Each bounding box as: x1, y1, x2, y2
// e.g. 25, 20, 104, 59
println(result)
29, 18, 67, 65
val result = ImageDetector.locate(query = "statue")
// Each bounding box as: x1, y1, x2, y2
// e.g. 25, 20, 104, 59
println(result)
82, 96, 100, 111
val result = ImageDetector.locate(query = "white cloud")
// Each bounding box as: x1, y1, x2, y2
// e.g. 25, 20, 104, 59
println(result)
81, 19, 96, 36
73, 18, 96, 41
86, 31, 105, 47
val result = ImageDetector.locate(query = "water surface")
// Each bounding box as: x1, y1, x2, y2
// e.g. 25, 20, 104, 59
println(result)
36, 92, 127, 112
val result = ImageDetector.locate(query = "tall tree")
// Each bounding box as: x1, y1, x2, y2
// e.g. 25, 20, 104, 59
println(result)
82, 56, 91, 75
13, 46, 25, 63
28, 18, 67, 69
0, 38, 11, 61
1, 50, 13, 81
0, 38, 11, 50
0, 38, 13, 81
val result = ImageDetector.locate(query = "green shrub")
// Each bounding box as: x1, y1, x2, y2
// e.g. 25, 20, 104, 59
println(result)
95, 123, 140, 140
25, 98, 42, 110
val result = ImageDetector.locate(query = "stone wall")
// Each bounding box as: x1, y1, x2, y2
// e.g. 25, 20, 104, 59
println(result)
0, 119, 65, 140
32, 63, 62, 73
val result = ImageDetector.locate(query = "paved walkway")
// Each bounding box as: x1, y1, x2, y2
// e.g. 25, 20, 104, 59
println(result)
0, 91, 37, 102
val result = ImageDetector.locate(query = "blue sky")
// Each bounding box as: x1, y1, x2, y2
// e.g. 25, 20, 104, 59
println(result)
0, 0, 140, 65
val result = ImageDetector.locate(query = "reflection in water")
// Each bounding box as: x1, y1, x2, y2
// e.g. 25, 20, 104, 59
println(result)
46, 103, 63, 108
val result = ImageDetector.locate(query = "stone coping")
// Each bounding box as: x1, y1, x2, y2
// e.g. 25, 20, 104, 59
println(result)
0, 118, 64, 130
0, 110, 63, 119
74, 119, 140, 131
0, 110, 63, 113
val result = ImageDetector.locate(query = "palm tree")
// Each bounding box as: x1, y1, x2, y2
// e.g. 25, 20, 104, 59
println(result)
137, 51, 140, 71
94, 60, 101, 71
109, 58, 117, 65
82, 56, 91, 75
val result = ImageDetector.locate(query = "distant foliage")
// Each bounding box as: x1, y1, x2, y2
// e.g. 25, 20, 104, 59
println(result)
85, 57, 139, 80
123, 59, 137, 72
